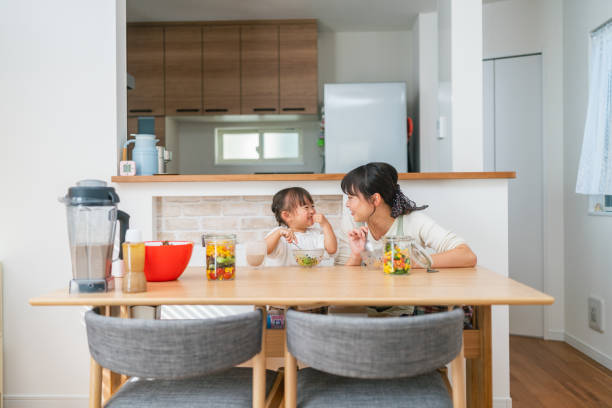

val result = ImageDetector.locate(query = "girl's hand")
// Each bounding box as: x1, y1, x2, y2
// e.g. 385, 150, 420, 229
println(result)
347, 226, 368, 254
279, 228, 298, 245
313, 212, 329, 226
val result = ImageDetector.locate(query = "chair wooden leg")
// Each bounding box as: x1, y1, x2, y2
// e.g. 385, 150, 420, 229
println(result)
447, 306, 466, 408
284, 333, 297, 408
253, 306, 267, 408
89, 357, 102, 408
450, 341, 466, 408
265, 368, 285, 408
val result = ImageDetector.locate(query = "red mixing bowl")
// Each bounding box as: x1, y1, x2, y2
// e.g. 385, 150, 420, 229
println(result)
144, 241, 194, 282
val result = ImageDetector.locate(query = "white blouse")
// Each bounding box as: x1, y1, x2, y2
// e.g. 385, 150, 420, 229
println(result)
335, 207, 466, 265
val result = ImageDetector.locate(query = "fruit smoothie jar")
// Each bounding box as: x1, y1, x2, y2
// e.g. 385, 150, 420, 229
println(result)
203, 234, 236, 281
382, 236, 412, 275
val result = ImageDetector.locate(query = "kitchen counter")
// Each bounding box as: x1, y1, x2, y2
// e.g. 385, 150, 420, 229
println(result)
111, 170, 514, 401
111, 171, 515, 183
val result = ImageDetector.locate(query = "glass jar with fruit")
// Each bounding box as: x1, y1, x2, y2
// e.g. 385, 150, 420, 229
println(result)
382, 236, 412, 275
382, 236, 434, 274
203, 234, 236, 281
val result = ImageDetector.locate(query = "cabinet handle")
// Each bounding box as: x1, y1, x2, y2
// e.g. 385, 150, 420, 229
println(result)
282, 107, 306, 112
253, 108, 276, 112
129, 109, 153, 113
176, 109, 200, 113
205, 108, 228, 113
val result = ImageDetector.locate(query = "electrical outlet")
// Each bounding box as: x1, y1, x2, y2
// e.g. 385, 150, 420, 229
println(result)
588, 296, 604, 333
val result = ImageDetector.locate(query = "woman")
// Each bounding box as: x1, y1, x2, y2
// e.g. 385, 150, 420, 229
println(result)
336, 162, 477, 319
336, 162, 476, 268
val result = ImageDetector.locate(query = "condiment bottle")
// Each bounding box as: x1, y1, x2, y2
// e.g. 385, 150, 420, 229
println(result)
122, 229, 147, 293
111, 259, 125, 293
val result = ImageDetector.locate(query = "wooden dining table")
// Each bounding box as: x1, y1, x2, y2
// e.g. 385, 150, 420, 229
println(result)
30, 265, 554, 408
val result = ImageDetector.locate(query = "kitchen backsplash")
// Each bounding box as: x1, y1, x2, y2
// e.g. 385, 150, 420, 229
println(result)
155, 195, 343, 244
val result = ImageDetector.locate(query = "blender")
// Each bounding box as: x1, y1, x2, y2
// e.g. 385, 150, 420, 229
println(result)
60, 180, 130, 293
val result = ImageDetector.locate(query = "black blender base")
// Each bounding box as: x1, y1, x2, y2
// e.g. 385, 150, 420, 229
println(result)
69, 279, 108, 294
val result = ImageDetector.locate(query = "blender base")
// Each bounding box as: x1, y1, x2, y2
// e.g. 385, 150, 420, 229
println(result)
69, 278, 113, 294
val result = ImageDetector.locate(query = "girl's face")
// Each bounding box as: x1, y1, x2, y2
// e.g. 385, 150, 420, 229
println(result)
345, 192, 376, 222
283, 202, 315, 229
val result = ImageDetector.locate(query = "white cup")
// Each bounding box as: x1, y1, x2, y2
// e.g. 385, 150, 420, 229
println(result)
246, 241, 267, 268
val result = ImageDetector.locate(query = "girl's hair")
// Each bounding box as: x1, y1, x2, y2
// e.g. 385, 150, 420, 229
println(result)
341, 162, 428, 218
271, 187, 314, 226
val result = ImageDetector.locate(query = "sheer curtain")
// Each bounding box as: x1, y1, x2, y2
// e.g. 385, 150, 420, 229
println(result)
576, 20, 612, 194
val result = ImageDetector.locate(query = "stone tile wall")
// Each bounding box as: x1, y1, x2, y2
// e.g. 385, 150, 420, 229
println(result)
155, 195, 343, 245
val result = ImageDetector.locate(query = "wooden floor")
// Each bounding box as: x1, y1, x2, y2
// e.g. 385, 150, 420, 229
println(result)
510, 335, 612, 407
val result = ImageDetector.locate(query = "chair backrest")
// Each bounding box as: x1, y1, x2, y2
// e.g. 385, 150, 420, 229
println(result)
286, 308, 463, 379
85, 308, 262, 379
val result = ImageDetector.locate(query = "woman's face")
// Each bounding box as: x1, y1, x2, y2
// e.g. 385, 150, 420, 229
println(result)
345, 192, 375, 222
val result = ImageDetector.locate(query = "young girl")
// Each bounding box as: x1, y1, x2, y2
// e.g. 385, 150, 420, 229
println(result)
265, 187, 337, 266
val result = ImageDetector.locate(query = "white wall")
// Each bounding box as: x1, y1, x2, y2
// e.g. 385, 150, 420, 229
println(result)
438, 0, 483, 172
563, 0, 612, 369
483, 0, 565, 343
0, 0, 124, 406
318, 30, 413, 106
414, 12, 439, 172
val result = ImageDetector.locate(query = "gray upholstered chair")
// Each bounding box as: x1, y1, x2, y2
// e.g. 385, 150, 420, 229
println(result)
85, 307, 280, 408
284, 308, 466, 408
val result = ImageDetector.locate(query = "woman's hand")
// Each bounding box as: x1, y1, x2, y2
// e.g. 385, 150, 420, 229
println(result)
347, 226, 369, 255
279, 228, 298, 245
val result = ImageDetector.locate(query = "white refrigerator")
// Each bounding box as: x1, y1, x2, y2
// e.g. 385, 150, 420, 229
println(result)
324, 82, 407, 173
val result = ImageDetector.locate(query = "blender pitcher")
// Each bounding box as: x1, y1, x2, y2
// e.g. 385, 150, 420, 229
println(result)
60, 180, 130, 293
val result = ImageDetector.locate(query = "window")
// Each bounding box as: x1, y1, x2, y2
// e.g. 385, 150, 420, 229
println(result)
576, 20, 612, 197
215, 127, 303, 164
576, 19, 612, 214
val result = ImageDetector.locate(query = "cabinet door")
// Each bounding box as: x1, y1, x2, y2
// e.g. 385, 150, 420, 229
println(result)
127, 27, 164, 116
203, 26, 240, 114
241, 25, 279, 114
164, 27, 202, 115
280, 24, 318, 114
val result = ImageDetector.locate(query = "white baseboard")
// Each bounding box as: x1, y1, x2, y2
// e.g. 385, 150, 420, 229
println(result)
4, 395, 88, 408
565, 332, 612, 371
545, 329, 565, 341
494, 396, 513, 408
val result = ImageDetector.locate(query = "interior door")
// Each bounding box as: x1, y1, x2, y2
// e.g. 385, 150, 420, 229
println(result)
484, 54, 544, 337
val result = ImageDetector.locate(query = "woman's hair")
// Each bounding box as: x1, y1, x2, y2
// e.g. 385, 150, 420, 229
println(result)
341, 162, 428, 218
271, 187, 314, 226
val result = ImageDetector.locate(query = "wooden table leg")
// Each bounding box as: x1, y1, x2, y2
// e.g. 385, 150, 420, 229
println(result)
466, 305, 492, 408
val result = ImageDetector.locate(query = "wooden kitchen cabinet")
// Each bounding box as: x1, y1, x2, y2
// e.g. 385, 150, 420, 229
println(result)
280, 24, 318, 114
164, 27, 203, 115
241, 25, 279, 114
203, 26, 240, 114
127, 27, 164, 116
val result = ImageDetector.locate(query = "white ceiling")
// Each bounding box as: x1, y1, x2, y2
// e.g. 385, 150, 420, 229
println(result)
126, 0, 439, 32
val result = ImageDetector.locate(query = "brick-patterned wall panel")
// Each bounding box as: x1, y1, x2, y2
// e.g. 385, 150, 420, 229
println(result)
156, 195, 343, 244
